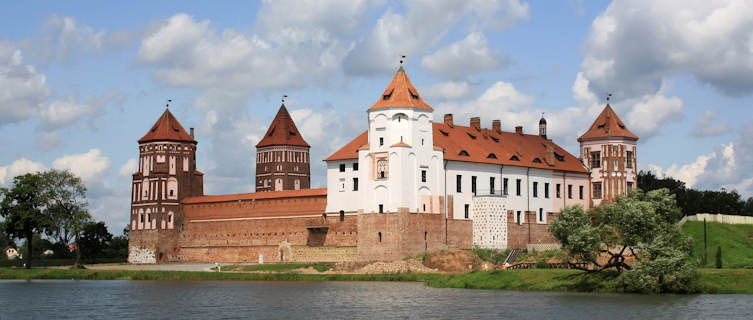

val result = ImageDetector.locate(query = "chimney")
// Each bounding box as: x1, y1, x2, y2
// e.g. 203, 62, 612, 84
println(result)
492, 120, 501, 133
515, 126, 523, 135
190, 127, 194, 138
444, 114, 454, 127
546, 144, 555, 166
470, 117, 480, 130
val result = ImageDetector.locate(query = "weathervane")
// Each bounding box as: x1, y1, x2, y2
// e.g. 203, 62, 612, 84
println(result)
282, 95, 288, 104
400, 55, 406, 65
606, 93, 612, 102
166, 99, 172, 108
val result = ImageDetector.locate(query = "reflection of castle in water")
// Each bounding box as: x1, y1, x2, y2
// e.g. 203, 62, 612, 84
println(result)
127, 66, 638, 264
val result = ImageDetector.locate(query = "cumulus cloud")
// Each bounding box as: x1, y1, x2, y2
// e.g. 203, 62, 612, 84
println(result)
0, 158, 47, 186
19, 14, 140, 64
421, 32, 507, 78
118, 158, 138, 177
622, 88, 685, 139
0, 42, 51, 125
691, 109, 732, 137
344, 0, 529, 76
52, 148, 112, 183
40, 90, 125, 131
420, 81, 475, 101
583, 0, 753, 98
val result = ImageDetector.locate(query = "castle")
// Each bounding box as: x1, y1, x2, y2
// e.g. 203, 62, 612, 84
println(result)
128, 66, 639, 264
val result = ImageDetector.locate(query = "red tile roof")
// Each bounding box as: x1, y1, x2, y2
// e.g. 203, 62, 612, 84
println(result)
256, 104, 310, 148
368, 67, 433, 111
578, 104, 638, 142
183, 188, 326, 204
324, 130, 368, 161
326, 124, 588, 173
138, 109, 196, 144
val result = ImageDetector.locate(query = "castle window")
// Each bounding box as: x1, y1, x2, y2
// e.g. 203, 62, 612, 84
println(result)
458, 150, 469, 156
490, 177, 495, 195
590, 151, 601, 168
568, 184, 573, 199
353, 178, 359, 191
339, 164, 346, 172
539, 208, 544, 223
503, 178, 509, 195
378, 232, 382, 242
456, 175, 462, 193
277, 164, 282, 171
464, 204, 469, 219
487, 153, 497, 159
421, 170, 426, 183
340, 210, 345, 221
421, 138, 424, 145
627, 181, 634, 193
169, 190, 174, 196
353, 163, 358, 171
377, 159, 388, 179
533, 182, 538, 197
378, 204, 384, 214
516, 179, 522, 196
593, 182, 602, 199
516, 211, 522, 224
471, 176, 477, 196
556, 184, 561, 198
545, 183, 549, 198
510, 155, 520, 161
626, 151, 633, 169
379, 137, 384, 146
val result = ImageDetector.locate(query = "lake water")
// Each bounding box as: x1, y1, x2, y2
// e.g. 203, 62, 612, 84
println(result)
1, 280, 751, 319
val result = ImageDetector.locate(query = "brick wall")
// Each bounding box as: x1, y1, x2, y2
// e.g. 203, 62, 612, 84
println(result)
506, 210, 559, 249
289, 245, 357, 262
357, 209, 472, 261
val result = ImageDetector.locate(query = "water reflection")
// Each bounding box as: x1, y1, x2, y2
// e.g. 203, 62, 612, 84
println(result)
0, 280, 751, 319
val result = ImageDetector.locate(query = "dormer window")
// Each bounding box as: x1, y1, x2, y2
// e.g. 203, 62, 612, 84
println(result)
409, 88, 419, 100
459, 150, 469, 156
510, 155, 520, 161
383, 89, 394, 100
533, 158, 542, 163
467, 133, 476, 140
491, 137, 499, 142
439, 129, 449, 136
487, 153, 497, 159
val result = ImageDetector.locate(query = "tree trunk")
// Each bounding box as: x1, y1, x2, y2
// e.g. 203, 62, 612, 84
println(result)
26, 231, 32, 269
74, 233, 82, 269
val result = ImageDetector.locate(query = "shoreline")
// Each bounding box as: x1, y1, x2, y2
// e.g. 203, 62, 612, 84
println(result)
2, 267, 752, 294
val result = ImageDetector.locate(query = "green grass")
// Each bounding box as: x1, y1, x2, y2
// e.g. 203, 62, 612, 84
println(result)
0, 257, 126, 268
682, 221, 753, 268
2, 268, 753, 294
222, 263, 332, 273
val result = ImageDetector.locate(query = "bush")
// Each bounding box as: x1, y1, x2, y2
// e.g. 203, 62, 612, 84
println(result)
617, 255, 697, 293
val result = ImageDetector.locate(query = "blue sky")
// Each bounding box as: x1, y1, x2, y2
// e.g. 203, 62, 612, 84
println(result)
2, 0, 753, 232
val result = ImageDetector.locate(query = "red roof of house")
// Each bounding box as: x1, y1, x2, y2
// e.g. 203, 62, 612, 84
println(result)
183, 188, 326, 204
578, 104, 638, 142
367, 67, 433, 111
256, 104, 310, 148
138, 109, 196, 144
326, 123, 588, 173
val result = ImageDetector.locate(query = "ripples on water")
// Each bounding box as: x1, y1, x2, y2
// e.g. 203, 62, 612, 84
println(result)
0, 280, 751, 319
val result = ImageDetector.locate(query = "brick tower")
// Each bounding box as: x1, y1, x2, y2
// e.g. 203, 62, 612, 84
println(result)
578, 104, 638, 207
128, 108, 204, 263
255, 104, 311, 192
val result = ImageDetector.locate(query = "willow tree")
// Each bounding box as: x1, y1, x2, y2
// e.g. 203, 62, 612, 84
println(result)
550, 188, 695, 292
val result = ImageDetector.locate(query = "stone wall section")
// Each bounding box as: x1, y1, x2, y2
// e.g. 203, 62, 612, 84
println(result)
471, 197, 508, 249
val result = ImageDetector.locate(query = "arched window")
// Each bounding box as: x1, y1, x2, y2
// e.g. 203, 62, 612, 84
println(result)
339, 210, 345, 221
378, 232, 382, 243
377, 159, 388, 179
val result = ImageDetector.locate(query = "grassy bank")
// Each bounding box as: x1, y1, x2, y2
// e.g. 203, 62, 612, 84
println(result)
682, 221, 753, 268
3, 268, 753, 294
222, 263, 332, 273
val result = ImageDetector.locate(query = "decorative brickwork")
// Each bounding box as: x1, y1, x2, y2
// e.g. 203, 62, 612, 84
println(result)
471, 197, 508, 249
506, 210, 559, 249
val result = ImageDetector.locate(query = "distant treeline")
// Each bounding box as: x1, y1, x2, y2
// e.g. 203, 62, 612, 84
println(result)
638, 171, 753, 216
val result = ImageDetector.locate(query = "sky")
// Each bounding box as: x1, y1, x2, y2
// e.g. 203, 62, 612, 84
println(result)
2, 0, 753, 233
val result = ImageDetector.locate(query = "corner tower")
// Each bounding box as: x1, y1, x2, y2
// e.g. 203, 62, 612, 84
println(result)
578, 104, 638, 206
128, 108, 204, 263
255, 104, 311, 192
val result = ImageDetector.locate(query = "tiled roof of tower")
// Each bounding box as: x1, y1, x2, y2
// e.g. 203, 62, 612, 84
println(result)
138, 109, 196, 144
256, 104, 310, 148
326, 123, 588, 173
367, 67, 433, 111
578, 104, 638, 142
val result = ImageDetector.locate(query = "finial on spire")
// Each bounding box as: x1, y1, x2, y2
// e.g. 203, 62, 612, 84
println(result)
606, 93, 612, 102
400, 55, 406, 65
166, 99, 172, 108
282, 95, 288, 104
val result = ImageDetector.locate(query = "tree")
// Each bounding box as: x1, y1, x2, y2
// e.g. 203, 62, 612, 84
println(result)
550, 188, 695, 292
0, 227, 14, 251
80, 221, 112, 263
0, 173, 54, 268
40, 170, 91, 267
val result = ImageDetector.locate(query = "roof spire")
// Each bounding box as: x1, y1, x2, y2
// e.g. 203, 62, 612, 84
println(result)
282, 94, 287, 105
166, 98, 172, 109
398, 55, 406, 71
606, 93, 612, 103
